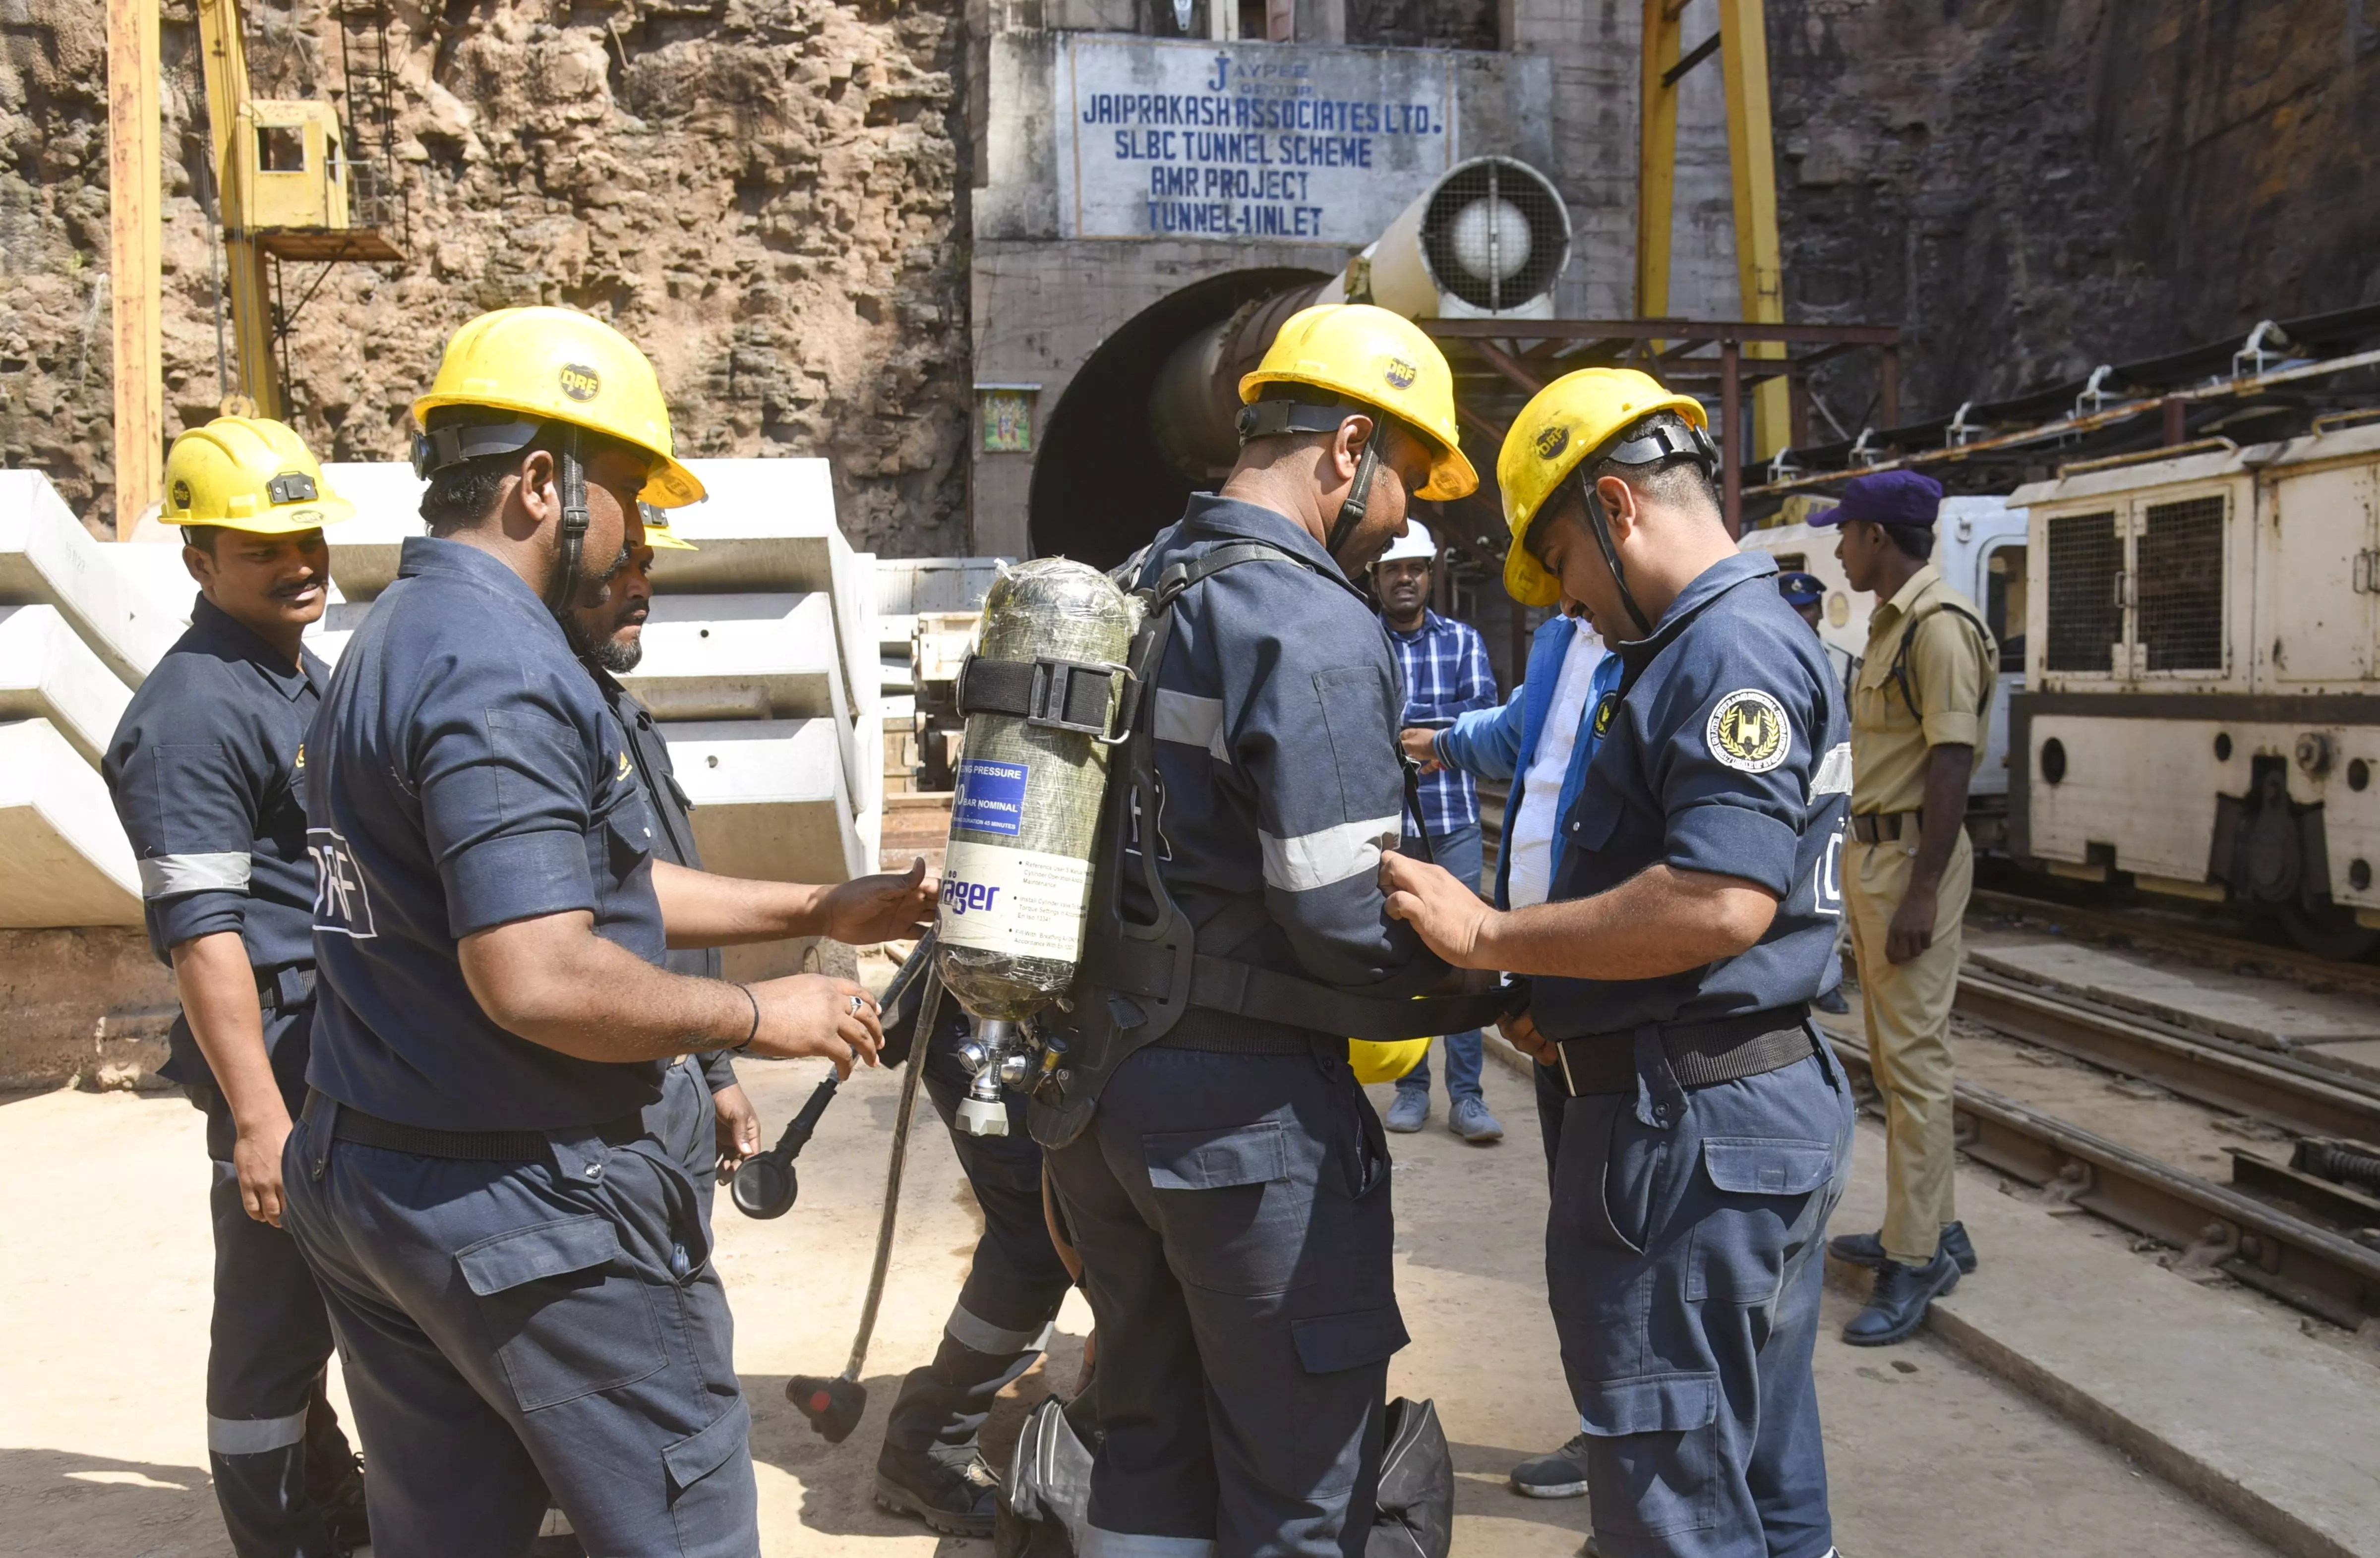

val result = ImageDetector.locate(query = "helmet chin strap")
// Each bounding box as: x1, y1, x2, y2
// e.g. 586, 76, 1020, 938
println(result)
544, 427, 590, 620
1322, 431, 1384, 567
1577, 469, 1655, 639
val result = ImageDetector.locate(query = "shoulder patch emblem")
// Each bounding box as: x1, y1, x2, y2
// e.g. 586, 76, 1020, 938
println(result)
617, 750, 635, 781
1591, 691, 1617, 738
293, 743, 305, 772
1707, 688, 1790, 773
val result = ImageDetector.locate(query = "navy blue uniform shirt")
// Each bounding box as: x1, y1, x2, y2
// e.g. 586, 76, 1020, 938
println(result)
305, 537, 668, 1131
592, 666, 736, 1095
103, 595, 328, 1088
1129, 495, 1442, 999
1533, 552, 1850, 1039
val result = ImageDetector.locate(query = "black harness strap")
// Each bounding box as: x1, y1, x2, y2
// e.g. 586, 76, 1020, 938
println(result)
957, 655, 1126, 737
1885, 599, 1994, 719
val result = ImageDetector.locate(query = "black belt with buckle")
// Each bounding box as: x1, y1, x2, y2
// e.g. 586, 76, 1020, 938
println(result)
1848, 810, 1919, 844
303, 1089, 640, 1163
1553, 1005, 1817, 1098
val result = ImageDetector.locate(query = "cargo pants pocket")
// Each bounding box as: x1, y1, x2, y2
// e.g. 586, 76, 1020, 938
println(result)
1574, 1371, 1721, 1537
1143, 1119, 1302, 1297
456, 1213, 666, 1412
663, 1395, 757, 1554
1690, 1137, 1838, 1303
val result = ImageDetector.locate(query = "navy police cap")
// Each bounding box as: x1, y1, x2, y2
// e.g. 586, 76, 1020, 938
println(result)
1777, 571, 1827, 606
1808, 469, 1944, 529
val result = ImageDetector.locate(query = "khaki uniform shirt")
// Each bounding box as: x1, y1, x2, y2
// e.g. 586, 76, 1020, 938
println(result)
1849, 563, 1997, 815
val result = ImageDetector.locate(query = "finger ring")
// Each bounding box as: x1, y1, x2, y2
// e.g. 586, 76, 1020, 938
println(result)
848, 994, 866, 1015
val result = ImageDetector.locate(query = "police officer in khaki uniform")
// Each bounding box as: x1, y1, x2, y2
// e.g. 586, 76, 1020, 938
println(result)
1811, 471, 1996, 1345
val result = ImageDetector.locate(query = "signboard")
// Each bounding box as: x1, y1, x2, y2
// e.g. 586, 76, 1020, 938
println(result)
1055, 36, 1457, 244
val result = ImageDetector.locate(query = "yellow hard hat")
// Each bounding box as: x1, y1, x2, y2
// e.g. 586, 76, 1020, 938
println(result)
163, 416, 355, 534
1348, 1037, 1432, 1087
1239, 304, 1478, 501
1498, 368, 1707, 607
637, 501, 698, 552
411, 306, 706, 508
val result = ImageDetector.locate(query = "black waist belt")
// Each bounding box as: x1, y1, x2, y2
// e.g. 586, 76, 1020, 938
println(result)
1150, 1006, 1325, 1056
257, 967, 317, 1013
1087, 940, 1506, 1045
1849, 810, 1918, 844
305, 1089, 639, 1163
1553, 1006, 1816, 1098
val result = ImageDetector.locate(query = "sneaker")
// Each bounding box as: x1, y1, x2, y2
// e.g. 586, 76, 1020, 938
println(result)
1509, 1433, 1590, 1499
1841, 1247, 1962, 1347
1828, 1221, 1978, 1275
874, 1444, 998, 1538
1448, 1096, 1503, 1143
1384, 1089, 1429, 1133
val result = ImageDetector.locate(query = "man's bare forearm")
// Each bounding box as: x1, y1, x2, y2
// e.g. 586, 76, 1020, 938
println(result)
1474, 865, 1779, 981
651, 860, 830, 948
1908, 743, 1974, 895
461, 910, 758, 1061
171, 932, 290, 1129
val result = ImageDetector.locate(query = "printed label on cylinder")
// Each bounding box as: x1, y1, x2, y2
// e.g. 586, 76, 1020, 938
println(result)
938, 840, 1095, 961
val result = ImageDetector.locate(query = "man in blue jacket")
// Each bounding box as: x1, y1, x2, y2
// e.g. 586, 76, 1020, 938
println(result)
1402, 606, 1620, 1501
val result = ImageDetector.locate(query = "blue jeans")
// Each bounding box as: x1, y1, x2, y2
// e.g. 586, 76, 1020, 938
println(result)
1399, 823, 1485, 1104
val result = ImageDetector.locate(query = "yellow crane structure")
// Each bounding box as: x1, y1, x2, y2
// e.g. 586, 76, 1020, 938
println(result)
104, 0, 403, 532
1636, 0, 1791, 459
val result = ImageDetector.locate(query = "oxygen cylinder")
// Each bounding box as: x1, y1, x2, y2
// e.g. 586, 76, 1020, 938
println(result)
936, 558, 1139, 1023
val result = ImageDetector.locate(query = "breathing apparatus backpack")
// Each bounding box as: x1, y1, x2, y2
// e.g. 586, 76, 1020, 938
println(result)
938, 541, 1508, 1152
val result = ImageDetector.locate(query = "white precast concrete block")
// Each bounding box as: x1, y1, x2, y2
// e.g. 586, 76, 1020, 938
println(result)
624, 594, 847, 722
0, 719, 142, 926
0, 472, 188, 685
0, 607, 135, 767
316, 462, 428, 601
668, 718, 865, 886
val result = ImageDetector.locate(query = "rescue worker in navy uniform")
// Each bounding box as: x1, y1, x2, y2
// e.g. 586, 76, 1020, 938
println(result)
277, 307, 933, 1558
1382, 369, 1856, 1558
1043, 304, 1479, 1558
563, 504, 760, 1223
103, 416, 368, 1558
874, 997, 1075, 1536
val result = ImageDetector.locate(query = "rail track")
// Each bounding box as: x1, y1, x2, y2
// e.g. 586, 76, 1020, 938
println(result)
1818, 1021, 2380, 1330
1970, 888, 2380, 999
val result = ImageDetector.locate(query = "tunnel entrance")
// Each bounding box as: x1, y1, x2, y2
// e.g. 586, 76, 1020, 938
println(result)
1028, 266, 1329, 569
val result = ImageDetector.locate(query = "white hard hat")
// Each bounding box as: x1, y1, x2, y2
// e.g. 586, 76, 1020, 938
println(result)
1374, 521, 1437, 567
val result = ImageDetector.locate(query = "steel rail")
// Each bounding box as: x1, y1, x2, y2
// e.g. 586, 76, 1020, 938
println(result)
1821, 1025, 2380, 1329
1953, 969, 2380, 1145
1970, 889, 2380, 1000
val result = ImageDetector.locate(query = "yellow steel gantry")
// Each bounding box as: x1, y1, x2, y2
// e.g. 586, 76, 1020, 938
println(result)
1638, 0, 1790, 459
105, 0, 400, 531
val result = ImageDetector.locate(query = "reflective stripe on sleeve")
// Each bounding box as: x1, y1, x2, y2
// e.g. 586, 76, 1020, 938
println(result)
1258, 814, 1401, 893
1081, 1528, 1217, 1558
1151, 690, 1230, 763
139, 853, 252, 899
1811, 742, 1853, 797
944, 1302, 1056, 1358
208, 1408, 307, 1455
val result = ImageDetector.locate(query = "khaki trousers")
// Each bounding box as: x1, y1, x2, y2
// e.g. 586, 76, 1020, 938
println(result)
1844, 828, 1971, 1265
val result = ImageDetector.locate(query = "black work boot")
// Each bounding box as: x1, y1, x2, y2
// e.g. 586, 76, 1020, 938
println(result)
1841, 1247, 1962, 1346
303, 1389, 369, 1554
874, 1443, 999, 1537
1828, 1221, 1978, 1274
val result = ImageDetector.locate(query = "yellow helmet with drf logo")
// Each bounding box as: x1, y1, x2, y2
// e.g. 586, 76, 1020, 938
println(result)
1239, 304, 1478, 502
410, 306, 706, 508
163, 415, 355, 533
1497, 368, 1709, 608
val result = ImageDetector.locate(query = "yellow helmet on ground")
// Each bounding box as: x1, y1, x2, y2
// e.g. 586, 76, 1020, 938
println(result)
637, 501, 698, 552
1349, 1037, 1432, 1087
164, 416, 355, 534
1498, 368, 1708, 608
1239, 304, 1478, 501
410, 306, 706, 508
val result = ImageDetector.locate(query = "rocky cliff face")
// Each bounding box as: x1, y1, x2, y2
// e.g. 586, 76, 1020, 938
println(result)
1768, 0, 2380, 431
4, 0, 971, 551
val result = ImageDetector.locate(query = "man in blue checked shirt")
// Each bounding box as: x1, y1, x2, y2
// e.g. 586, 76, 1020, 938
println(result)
1373, 521, 1505, 1142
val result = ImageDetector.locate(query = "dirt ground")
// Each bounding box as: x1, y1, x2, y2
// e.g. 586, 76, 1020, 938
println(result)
0, 1044, 2275, 1556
